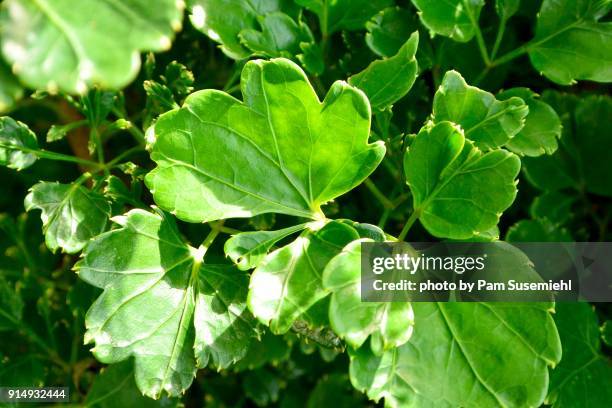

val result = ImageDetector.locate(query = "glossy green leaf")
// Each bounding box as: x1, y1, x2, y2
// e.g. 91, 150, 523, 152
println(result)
296, 0, 392, 34
433, 71, 528, 150
0, 0, 184, 94
248, 220, 359, 334
506, 219, 572, 242
0, 59, 23, 112
323, 240, 414, 349
529, 0, 612, 85
495, 0, 520, 20
188, 0, 298, 59
523, 94, 612, 197
0, 116, 38, 170
411, 0, 485, 42
76, 209, 257, 397
366, 7, 419, 58
530, 191, 575, 225
239, 12, 313, 58
86, 361, 178, 408
498, 88, 561, 157
146, 58, 385, 223
404, 121, 520, 239
224, 223, 308, 271
546, 304, 612, 407
350, 302, 561, 407
349, 32, 419, 111
25, 182, 111, 254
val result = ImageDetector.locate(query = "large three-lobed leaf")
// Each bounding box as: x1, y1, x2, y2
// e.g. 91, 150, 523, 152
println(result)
76, 209, 258, 398
146, 58, 385, 223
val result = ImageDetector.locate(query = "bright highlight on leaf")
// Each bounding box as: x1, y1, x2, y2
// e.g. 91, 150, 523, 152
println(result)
0, 0, 184, 93
404, 121, 520, 239
76, 209, 258, 398
146, 58, 385, 223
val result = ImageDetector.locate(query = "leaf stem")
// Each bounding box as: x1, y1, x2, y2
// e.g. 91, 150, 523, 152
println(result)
466, 7, 490, 66
106, 146, 144, 168
398, 208, 421, 241
0, 143, 101, 168
491, 17, 507, 59
364, 179, 395, 209
200, 220, 225, 255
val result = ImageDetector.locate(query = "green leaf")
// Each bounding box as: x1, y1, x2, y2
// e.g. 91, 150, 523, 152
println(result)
498, 88, 561, 157
506, 218, 572, 242
523, 94, 612, 197
433, 71, 529, 150
307, 374, 364, 408
530, 191, 575, 225
188, 0, 298, 59
86, 361, 178, 408
296, 0, 393, 34
225, 223, 308, 270
495, 0, 520, 20
297, 41, 325, 76
76, 209, 258, 398
25, 181, 111, 254
0, 0, 184, 94
0, 276, 23, 331
529, 0, 612, 85
46, 120, 87, 143
322, 240, 414, 349
248, 220, 359, 334
366, 7, 419, 58
350, 302, 561, 408
239, 12, 313, 58
193, 262, 259, 369
243, 368, 281, 406
232, 329, 291, 371
411, 0, 485, 42
349, 32, 419, 111
0, 59, 23, 112
403, 121, 520, 239
146, 58, 385, 223
546, 304, 612, 407
0, 116, 38, 170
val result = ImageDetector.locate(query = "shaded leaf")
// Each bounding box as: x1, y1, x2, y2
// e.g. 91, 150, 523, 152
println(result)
546, 304, 612, 407
366, 7, 419, 58
498, 88, 561, 157
146, 58, 385, 223
529, 0, 612, 85
530, 191, 575, 225
0, 58, 23, 112
188, 0, 298, 59
411, 0, 485, 42
0, 276, 23, 331
239, 12, 313, 58
349, 32, 419, 111
506, 219, 572, 242
403, 121, 520, 239
25, 181, 111, 254
495, 0, 520, 20
297, 0, 393, 34
350, 302, 561, 407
